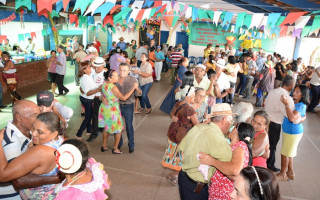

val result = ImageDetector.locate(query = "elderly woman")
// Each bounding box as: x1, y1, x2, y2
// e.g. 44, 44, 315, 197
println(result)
54, 139, 111, 199
277, 85, 308, 181
191, 88, 209, 123
99, 69, 139, 154
1, 51, 22, 103
0, 112, 65, 199
76, 62, 101, 140
251, 111, 270, 168
230, 166, 281, 200
232, 102, 254, 123
199, 122, 255, 200
162, 85, 198, 185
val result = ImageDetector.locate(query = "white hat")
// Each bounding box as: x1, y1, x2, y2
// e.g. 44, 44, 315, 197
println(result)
215, 58, 226, 69
56, 144, 82, 174
92, 57, 105, 67
88, 46, 97, 53
211, 103, 236, 117
196, 64, 206, 71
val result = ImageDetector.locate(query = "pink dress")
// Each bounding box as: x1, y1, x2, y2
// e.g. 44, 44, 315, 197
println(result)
54, 158, 110, 200
208, 141, 249, 200
252, 130, 267, 168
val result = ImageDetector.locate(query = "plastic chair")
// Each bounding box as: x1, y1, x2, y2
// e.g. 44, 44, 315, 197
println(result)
188, 56, 196, 67
197, 57, 203, 64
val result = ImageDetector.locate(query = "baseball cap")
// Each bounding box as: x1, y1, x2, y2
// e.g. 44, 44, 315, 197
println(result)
92, 57, 105, 67
37, 91, 54, 107
157, 46, 161, 49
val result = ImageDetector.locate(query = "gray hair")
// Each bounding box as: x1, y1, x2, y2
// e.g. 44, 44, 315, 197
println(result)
282, 75, 295, 87
233, 102, 254, 123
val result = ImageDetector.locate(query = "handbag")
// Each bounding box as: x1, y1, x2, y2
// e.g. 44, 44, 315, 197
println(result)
7, 78, 17, 84
167, 103, 188, 144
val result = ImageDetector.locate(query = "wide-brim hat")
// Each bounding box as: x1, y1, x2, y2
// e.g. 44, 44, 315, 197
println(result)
210, 103, 237, 117
56, 144, 82, 174
92, 57, 105, 67
88, 46, 97, 53
119, 36, 125, 40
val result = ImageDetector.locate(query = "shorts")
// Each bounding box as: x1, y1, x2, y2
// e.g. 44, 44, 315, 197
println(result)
48, 72, 57, 83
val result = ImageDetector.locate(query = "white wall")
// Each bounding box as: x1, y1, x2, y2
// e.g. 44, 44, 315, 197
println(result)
0, 22, 44, 52
297, 37, 320, 66
274, 36, 296, 61
112, 29, 139, 45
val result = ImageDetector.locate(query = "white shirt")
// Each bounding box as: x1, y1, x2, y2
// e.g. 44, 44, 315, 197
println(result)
225, 63, 241, 83
310, 67, 320, 86
91, 70, 105, 97
265, 87, 295, 124
217, 72, 230, 92
0, 121, 31, 200
247, 59, 257, 78
80, 74, 98, 99
54, 102, 73, 122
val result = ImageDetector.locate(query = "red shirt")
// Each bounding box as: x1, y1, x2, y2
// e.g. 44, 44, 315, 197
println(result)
94, 41, 101, 53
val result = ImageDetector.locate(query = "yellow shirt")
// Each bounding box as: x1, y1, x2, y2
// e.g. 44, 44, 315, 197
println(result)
204, 48, 213, 59
205, 61, 216, 72
178, 123, 232, 183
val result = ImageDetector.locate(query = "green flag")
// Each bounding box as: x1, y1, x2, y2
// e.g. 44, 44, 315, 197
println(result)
15, 0, 31, 10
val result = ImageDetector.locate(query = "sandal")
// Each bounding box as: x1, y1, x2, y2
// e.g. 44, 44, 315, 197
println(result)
138, 108, 145, 112
276, 173, 288, 181
166, 174, 178, 186
146, 108, 152, 114
112, 148, 123, 154
286, 172, 295, 180
101, 146, 110, 152
134, 110, 142, 114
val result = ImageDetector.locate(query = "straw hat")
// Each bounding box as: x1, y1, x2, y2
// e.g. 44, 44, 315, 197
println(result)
55, 144, 82, 174
119, 37, 125, 41
92, 57, 105, 67
211, 103, 237, 117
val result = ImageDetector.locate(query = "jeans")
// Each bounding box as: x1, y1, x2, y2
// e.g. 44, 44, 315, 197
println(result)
235, 73, 247, 95
307, 84, 320, 112
140, 83, 152, 109
267, 121, 282, 169
74, 62, 80, 86
0, 82, 3, 106
77, 96, 93, 137
91, 98, 102, 136
226, 82, 235, 104
178, 170, 208, 200
56, 74, 69, 95
243, 77, 254, 99
216, 98, 223, 104
155, 61, 163, 81
118, 103, 135, 149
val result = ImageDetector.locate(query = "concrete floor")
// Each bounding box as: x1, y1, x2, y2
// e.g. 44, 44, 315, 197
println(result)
1, 62, 320, 200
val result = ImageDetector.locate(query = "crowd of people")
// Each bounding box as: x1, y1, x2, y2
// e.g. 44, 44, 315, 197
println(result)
0, 35, 319, 200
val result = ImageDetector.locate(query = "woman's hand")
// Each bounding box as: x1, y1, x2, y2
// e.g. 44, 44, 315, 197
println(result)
101, 96, 108, 105
171, 116, 178, 122
134, 82, 139, 89
198, 152, 215, 166
0, 129, 5, 142
280, 95, 289, 106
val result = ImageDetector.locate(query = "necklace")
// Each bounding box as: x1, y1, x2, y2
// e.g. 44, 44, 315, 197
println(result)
65, 170, 86, 186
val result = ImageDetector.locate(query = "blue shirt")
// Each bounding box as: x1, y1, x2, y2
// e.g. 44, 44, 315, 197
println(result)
117, 42, 127, 51
282, 102, 306, 134
155, 51, 165, 61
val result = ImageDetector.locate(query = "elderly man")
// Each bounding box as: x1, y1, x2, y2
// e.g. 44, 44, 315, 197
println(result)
265, 75, 295, 172
136, 42, 148, 67
73, 44, 87, 86
178, 103, 233, 200
193, 64, 214, 97
0, 100, 63, 199
36, 91, 73, 126
56, 45, 69, 96
116, 63, 142, 153
154, 46, 165, 82
87, 57, 106, 142
117, 37, 126, 51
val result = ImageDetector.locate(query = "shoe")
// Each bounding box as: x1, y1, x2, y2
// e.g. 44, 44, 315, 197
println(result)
286, 172, 295, 180
166, 174, 178, 186
138, 108, 145, 113
239, 95, 244, 98
76, 136, 84, 141
146, 108, 152, 114
86, 134, 97, 142
101, 146, 110, 152
129, 148, 134, 153
276, 173, 288, 181
112, 148, 123, 154
268, 166, 280, 172
0, 105, 7, 109
64, 90, 69, 95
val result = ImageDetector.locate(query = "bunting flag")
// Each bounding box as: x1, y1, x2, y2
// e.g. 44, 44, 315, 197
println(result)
309, 28, 320, 36
128, 8, 140, 23
235, 12, 246, 33
309, 15, 320, 33
0, 0, 6, 5
301, 26, 311, 37
0, 35, 7, 44
276, 16, 286, 26
206, 10, 213, 20
185, 6, 192, 19
197, 9, 207, 20
94, 2, 114, 20
18, 34, 24, 42
249, 13, 264, 29
141, 8, 152, 22
31, 3, 36, 12
200, 3, 210, 10
50, 10, 60, 18
142, 0, 153, 8
15, 0, 32, 10
292, 28, 302, 38
24, 33, 31, 39
114, 7, 132, 23
103, 15, 114, 26
87, 16, 94, 25
166, 2, 172, 12
55, 0, 63, 12
69, 14, 79, 27
0, 13, 16, 26
62, 0, 70, 11
131, 1, 144, 9
287, 26, 295, 34
213, 11, 222, 26
280, 12, 306, 26
243, 14, 252, 29
84, 0, 104, 16
79, 16, 87, 27
41, 29, 47, 36
153, 1, 162, 7
121, 0, 130, 10
149, 7, 157, 18
110, 5, 123, 15
37, 0, 52, 13
38, 9, 49, 18
164, 10, 179, 27
259, 16, 268, 29
295, 16, 311, 29
221, 11, 233, 27
135, 9, 145, 22
72, 0, 91, 15
267, 13, 281, 28
192, 7, 198, 21
30, 32, 36, 39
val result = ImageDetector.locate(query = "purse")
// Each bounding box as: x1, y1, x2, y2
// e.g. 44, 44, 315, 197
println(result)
167, 103, 188, 144
7, 78, 17, 84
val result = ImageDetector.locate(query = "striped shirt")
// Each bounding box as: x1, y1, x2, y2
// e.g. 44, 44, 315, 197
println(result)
0, 121, 31, 200
171, 51, 183, 68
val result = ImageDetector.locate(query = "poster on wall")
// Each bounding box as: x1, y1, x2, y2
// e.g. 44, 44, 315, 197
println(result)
139, 19, 161, 46
188, 22, 277, 52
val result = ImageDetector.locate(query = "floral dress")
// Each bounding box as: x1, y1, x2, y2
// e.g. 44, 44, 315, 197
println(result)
208, 141, 249, 200
98, 83, 123, 134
